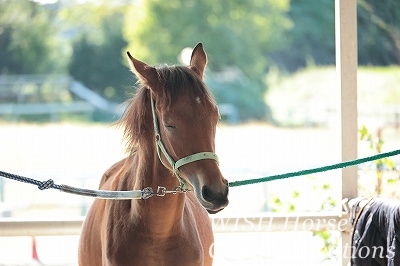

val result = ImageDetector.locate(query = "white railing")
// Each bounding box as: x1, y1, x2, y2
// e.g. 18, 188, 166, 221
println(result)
0, 217, 83, 237
0, 75, 121, 119
0, 213, 351, 237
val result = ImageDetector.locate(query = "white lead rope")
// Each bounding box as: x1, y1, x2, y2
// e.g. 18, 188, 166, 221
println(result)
61, 185, 187, 200
0, 170, 188, 200
60, 184, 149, 199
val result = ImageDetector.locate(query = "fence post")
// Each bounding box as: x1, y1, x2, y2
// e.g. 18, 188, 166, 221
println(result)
335, 0, 358, 265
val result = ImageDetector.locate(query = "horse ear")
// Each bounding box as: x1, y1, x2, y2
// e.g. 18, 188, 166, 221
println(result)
190, 43, 207, 78
126, 51, 159, 87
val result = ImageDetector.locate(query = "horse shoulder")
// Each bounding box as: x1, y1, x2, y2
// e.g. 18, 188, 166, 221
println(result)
79, 156, 135, 266
98, 156, 134, 189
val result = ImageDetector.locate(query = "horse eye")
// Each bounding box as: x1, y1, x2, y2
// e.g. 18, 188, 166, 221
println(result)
165, 124, 176, 129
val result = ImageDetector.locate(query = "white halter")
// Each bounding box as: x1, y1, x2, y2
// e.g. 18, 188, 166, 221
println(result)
150, 96, 219, 190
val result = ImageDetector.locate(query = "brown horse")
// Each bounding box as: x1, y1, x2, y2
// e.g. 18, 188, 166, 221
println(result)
78, 43, 229, 266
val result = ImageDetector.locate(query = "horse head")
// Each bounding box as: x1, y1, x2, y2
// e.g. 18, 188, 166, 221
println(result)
127, 43, 229, 213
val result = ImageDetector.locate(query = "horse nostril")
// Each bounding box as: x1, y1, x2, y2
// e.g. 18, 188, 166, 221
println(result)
202, 186, 214, 203
202, 185, 229, 203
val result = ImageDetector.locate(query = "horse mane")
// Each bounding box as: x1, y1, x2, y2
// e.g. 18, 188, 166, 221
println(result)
118, 65, 215, 154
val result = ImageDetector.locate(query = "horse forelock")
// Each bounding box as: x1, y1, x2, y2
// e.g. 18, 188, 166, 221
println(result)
156, 65, 215, 108
118, 65, 215, 154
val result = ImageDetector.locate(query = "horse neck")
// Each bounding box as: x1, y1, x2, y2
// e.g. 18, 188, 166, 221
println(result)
129, 143, 186, 234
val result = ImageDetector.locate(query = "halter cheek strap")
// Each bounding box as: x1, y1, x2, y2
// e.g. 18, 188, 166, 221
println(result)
150, 96, 219, 190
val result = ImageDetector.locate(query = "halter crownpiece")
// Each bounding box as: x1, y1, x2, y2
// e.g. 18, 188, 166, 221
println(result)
150, 96, 219, 190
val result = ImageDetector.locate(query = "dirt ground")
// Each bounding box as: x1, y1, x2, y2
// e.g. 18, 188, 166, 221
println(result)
0, 122, 399, 265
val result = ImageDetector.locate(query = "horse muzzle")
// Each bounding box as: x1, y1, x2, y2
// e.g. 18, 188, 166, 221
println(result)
199, 182, 229, 214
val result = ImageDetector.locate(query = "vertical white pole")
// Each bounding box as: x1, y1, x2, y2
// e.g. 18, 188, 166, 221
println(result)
335, 0, 358, 265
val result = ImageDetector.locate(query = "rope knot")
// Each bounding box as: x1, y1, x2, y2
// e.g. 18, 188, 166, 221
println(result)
38, 179, 54, 190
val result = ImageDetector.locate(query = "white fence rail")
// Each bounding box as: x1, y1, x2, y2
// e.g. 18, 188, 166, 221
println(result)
0, 75, 120, 120
0, 102, 94, 115
0, 213, 350, 237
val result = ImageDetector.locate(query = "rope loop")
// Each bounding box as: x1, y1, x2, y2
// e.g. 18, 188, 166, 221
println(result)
38, 179, 54, 190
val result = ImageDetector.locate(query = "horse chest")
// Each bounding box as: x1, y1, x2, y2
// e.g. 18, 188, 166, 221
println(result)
105, 225, 204, 266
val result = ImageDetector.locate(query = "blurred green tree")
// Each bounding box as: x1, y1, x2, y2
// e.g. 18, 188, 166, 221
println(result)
124, 0, 290, 80
0, 0, 62, 74
3, 0, 398, 120
358, 0, 400, 65
64, 3, 133, 102
123, 0, 291, 120
271, 0, 335, 72
273, 0, 400, 71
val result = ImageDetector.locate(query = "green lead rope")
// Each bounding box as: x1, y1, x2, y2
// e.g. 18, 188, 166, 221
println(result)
228, 149, 400, 187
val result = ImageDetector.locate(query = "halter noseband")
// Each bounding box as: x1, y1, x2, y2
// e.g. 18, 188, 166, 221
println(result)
150, 96, 219, 191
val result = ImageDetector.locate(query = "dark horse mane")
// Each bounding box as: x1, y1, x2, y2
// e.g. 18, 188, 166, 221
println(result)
118, 65, 215, 154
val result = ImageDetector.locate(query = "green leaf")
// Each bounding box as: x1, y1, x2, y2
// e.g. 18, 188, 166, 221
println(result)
322, 184, 331, 190
384, 158, 396, 169
359, 125, 369, 140
273, 197, 282, 205
292, 191, 300, 198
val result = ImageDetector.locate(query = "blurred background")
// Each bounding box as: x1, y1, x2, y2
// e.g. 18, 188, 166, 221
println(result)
0, 0, 399, 265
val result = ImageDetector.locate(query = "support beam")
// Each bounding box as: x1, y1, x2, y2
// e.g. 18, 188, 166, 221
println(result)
335, 0, 358, 264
